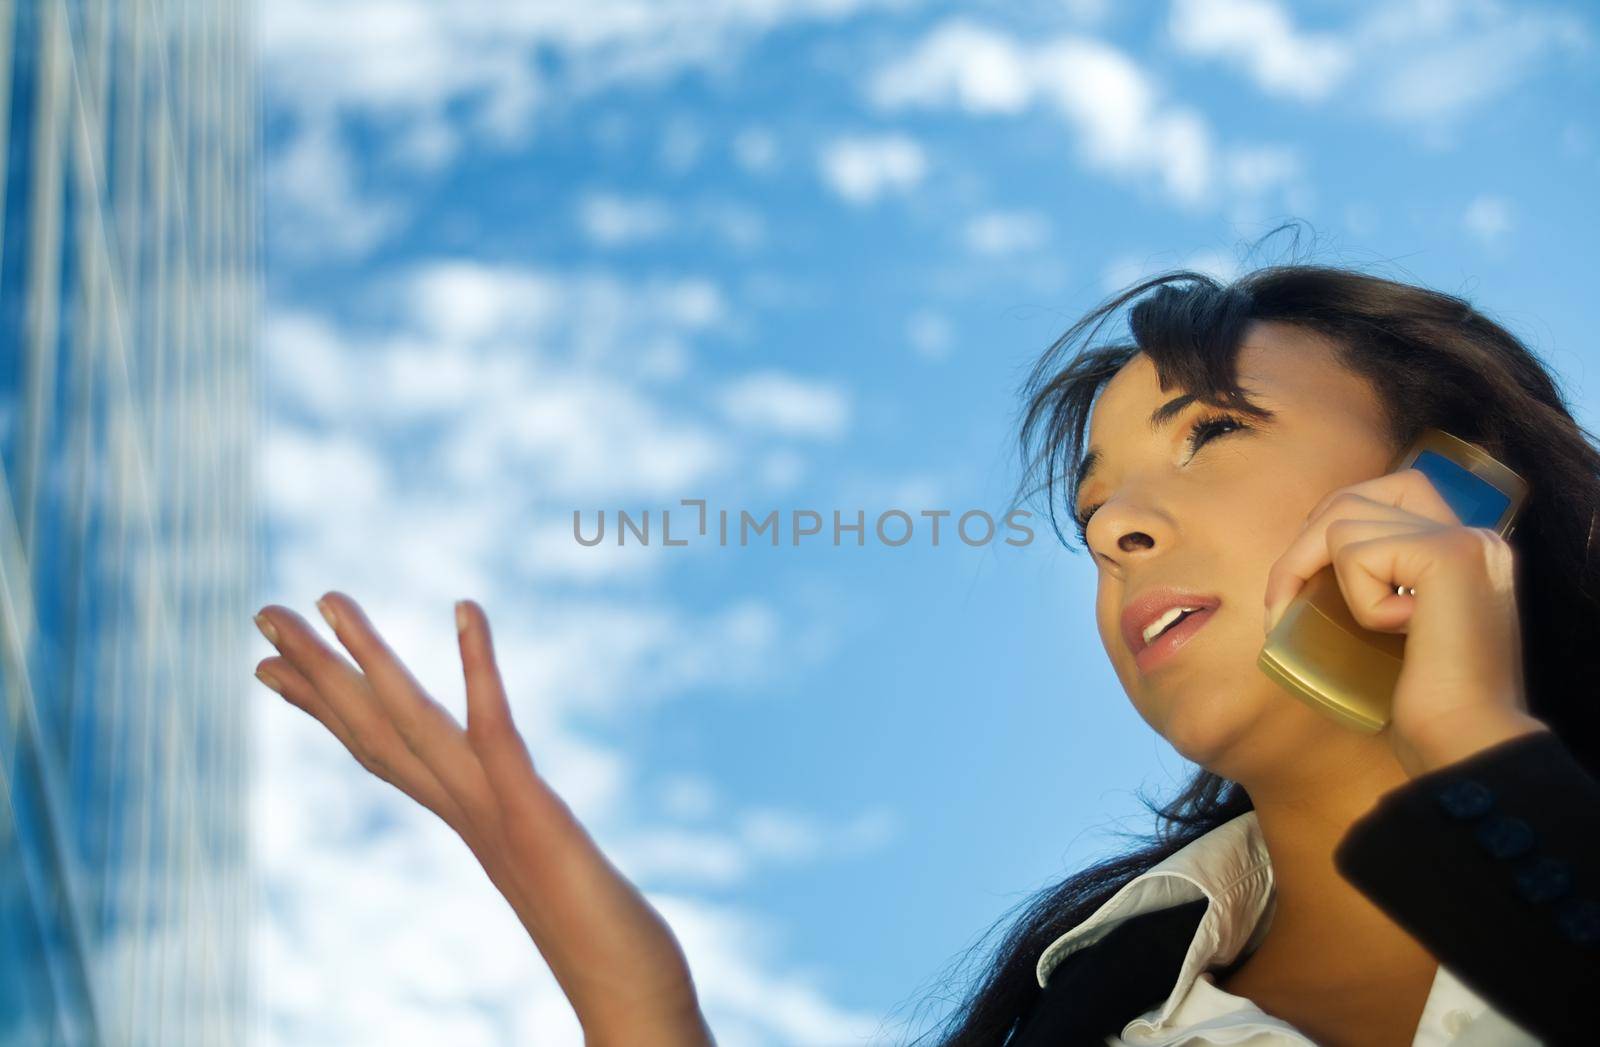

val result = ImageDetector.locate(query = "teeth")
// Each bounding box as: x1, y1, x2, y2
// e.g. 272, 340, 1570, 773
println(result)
1143, 606, 1202, 645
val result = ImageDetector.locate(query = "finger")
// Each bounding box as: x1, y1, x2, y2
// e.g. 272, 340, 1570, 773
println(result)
255, 655, 341, 730
265, 647, 525, 897
1302, 467, 1462, 527
447, 601, 578, 924
256, 603, 413, 756
314, 592, 498, 819
254, 654, 472, 830
1265, 508, 1420, 622
1268, 468, 1462, 613
456, 600, 548, 813
1326, 528, 1434, 633
255, 605, 479, 829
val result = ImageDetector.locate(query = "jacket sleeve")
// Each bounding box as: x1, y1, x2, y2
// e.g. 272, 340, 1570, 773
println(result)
1333, 727, 1600, 1045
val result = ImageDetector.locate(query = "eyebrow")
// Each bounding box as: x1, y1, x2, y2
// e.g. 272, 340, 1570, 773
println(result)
1072, 393, 1199, 510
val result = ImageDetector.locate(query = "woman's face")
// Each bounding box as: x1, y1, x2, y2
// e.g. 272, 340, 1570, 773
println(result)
1075, 320, 1398, 775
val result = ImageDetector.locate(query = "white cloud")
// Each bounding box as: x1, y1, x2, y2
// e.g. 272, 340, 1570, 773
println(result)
1223, 144, 1303, 196
508, 598, 791, 720
578, 192, 677, 246
1220, 143, 1311, 224
1360, 0, 1589, 126
706, 202, 767, 252
267, 263, 848, 503
1061, 0, 1113, 23
403, 263, 567, 345
817, 133, 930, 205
867, 19, 1303, 212
1168, 0, 1352, 101
402, 260, 725, 358
388, 112, 462, 171
869, 21, 1034, 115
1101, 248, 1244, 292
1462, 194, 1514, 243
718, 372, 852, 440
523, 515, 676, 583
260, 0, 908, 138
250, 739, 589, 1045
878, 473, 946, 512
1169, 0, 1590, 128
1344, 200, 1379, 238
905, 310, 954, 361
964, 209, 1051, 256
575, 192, 767, 253
646, 897, 890, 1045
254, 705, 889, 1045
255, 259, 891, 1043
732, 126, 781, 174
266, 115, 405, 259
259, 0, 914, 256
262, 427, 391, 527
608, 805, 900, 886
659, 773, 721, 820
610, 828, 754, 886
445, 371, 733, 500
758, 448, 810, 492
660, 114, 708, 173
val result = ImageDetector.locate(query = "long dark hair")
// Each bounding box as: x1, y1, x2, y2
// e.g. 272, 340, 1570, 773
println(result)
887, 263, 1600, 1046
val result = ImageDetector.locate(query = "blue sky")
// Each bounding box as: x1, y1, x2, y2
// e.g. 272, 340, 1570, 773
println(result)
251, 2, 1599, 1043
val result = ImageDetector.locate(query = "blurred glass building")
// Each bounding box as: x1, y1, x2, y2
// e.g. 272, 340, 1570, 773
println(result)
0, 1, 259, 1044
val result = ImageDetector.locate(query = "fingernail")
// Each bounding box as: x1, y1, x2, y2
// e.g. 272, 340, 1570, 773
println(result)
456, 600, 469, 635
255, 667, 283, 693
317, 596, 338, 630
254, 612, 279, 645
1265, 599, 1283, 634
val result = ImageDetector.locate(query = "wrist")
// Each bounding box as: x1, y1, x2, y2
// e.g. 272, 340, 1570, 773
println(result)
1407, 709, 1551, 777
582, 997, 714, 1047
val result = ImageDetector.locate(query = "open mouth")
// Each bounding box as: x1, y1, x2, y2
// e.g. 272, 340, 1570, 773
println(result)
1134, 605, 1218, 673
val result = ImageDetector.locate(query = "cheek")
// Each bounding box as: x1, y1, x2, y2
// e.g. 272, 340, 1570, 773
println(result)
1097, 612, 1145, 697
1096, 602, 1123, 662
1216, 472, 1323, 578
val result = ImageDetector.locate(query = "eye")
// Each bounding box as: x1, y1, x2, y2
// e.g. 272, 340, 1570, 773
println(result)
1072, 411, 1249, 546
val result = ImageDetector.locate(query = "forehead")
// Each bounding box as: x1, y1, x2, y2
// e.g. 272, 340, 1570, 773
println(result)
1087, 321, 1347, 440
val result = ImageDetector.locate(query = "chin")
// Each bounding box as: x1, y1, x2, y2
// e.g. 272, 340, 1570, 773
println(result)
1147, 683, 1268, 769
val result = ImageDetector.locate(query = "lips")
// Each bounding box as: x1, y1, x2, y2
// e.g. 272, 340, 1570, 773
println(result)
1121, 586, 1223, 658
1133, 604, 1219, 675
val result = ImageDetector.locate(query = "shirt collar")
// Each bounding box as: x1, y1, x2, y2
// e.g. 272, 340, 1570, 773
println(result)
1034, 809, 1275, 1031
1033, 808, 1519, 1043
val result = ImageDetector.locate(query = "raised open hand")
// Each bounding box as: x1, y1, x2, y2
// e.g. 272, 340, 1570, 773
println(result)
252, 592, 716, 1047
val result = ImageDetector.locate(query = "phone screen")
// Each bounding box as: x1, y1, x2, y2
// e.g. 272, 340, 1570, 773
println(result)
1411, 449, 1511, 528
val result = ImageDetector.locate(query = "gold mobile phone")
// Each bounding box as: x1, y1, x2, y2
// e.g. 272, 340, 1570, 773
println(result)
1256, 428, 1531, 733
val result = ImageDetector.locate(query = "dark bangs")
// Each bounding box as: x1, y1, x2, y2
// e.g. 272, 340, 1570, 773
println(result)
1012, 270, 1285, 551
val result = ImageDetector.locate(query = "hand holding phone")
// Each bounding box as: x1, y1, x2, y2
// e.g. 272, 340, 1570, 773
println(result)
1257, 428, 1531, 733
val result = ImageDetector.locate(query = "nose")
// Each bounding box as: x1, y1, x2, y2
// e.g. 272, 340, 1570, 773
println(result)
1114, 529, 1155, 554
1085, 498, 1172, 558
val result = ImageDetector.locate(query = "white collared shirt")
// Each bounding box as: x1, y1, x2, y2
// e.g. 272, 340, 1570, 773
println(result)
1033, 810, 1543, 1045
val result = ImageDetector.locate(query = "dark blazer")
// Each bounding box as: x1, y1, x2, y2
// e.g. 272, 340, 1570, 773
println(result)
1007, 729, 1600, 1046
